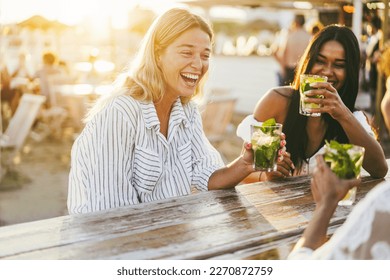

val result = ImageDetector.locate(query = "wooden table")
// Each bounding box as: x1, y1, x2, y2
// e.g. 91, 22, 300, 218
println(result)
0, 168, 389, 260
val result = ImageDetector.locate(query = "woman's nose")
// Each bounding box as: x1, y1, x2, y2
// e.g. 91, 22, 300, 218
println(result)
321, 63, 333, 75
191, 55, 202, 69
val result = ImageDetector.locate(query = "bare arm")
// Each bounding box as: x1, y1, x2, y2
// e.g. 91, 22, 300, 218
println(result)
294, 155, 361, 250
252, 87, 295, 179
338, 111, 387, 178
208, 143, 254, 190
209, 134, 287, 189
305, 82, 388, 178
253, 87, 291, 124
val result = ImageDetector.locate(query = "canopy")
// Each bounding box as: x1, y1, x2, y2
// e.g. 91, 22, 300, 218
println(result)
17, 15, 69, 31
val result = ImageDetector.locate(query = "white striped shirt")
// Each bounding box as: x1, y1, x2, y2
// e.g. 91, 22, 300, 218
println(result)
67, 95, 224, 214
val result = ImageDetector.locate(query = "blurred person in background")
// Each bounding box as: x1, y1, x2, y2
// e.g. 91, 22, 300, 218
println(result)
237, 25, 387, 182
273, 14, 311, 86
310, 21, 323, 36
0, 61, 15, 118
288, 154, 390, 260
31, 51, 70, 140
34, 51, 66, 107
67, 8, 286, 214
365, 16, 382, 115
5, 52, 35, 115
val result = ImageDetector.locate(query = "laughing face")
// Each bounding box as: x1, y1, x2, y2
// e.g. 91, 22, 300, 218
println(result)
157, 27, 211, 100
311, 40, 346, 91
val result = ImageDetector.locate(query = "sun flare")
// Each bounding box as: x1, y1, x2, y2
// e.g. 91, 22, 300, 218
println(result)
1, 0, 183, 27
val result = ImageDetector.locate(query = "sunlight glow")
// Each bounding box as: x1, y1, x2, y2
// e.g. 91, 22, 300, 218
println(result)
209, 6, 247, 21
293, 2, 313, 10
0, 0, 182, 26
95, 85, 114, 95
94, 60, 115, 73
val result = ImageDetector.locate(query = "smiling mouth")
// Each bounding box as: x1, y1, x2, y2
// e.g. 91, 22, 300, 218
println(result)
181, 73, 199, 87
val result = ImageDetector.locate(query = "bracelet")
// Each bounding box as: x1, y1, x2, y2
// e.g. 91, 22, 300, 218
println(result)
258, 171, 264, 181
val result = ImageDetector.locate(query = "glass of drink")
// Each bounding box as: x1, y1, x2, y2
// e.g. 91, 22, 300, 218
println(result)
323, 140, 365, 206
251, 120, 282, 172
299, 74, 328, 117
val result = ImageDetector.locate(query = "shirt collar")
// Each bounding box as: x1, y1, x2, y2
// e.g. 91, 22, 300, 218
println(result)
139, 102, 159, 129
140, 98, 190, 129
170, 98, 190, 128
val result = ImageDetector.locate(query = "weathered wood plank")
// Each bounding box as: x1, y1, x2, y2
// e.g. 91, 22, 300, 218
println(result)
0, 160, 389, 260
1, 189, 278, 259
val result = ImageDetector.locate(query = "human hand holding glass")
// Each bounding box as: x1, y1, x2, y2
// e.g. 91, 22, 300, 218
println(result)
250, 118, 283, 172
311, 154, 361, 208
323, 140, 365, 206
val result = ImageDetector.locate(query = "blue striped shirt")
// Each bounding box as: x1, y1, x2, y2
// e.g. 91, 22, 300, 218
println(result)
67, 95, 224, 214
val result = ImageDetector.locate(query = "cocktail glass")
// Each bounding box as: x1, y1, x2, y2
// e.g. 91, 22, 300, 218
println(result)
299, 74, 328, 117
251, 123, 282, 171
323, 141, 365, 206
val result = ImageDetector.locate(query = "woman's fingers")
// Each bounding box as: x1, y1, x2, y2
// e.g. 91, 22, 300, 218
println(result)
303, 87, 344, 117
275, 151, 295, 177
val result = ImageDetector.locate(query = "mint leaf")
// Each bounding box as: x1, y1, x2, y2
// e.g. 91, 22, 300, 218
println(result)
260, 118, 277, 134
324, 140, 364, 179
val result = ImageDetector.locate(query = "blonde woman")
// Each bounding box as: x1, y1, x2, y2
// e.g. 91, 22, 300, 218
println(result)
68, 8, 281, 214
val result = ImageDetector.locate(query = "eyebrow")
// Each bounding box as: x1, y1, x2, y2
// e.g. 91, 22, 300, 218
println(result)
318, 53, 346, 62
177, 44, 211, 52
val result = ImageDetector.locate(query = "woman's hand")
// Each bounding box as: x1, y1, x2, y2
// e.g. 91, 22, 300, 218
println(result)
243, 132, 287, 176
264, 150, 295, 180
289, 154, 361, 253
303, 81, 350, 120
311, 154, 361, 207
241, 142, 255, 168
262, 133, 293, 180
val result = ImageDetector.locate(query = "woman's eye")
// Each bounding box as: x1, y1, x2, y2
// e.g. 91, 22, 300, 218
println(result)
334, 64, 345, 69
181, 51, 192, 56
316, 59, 325, 64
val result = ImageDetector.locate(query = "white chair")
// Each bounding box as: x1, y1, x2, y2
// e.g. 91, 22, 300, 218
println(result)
1, 93, 46, 174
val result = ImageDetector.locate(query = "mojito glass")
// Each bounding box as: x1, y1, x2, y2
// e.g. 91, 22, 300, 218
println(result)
299, 74, 328, 117
251, 120, 282, 172
323, 140, 365, 206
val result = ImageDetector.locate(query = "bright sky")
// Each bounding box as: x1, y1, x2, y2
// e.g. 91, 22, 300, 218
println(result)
0, 0, 184, 27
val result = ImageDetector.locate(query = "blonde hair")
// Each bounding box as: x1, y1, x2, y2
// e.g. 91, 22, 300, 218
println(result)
85, 8, 214, 122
